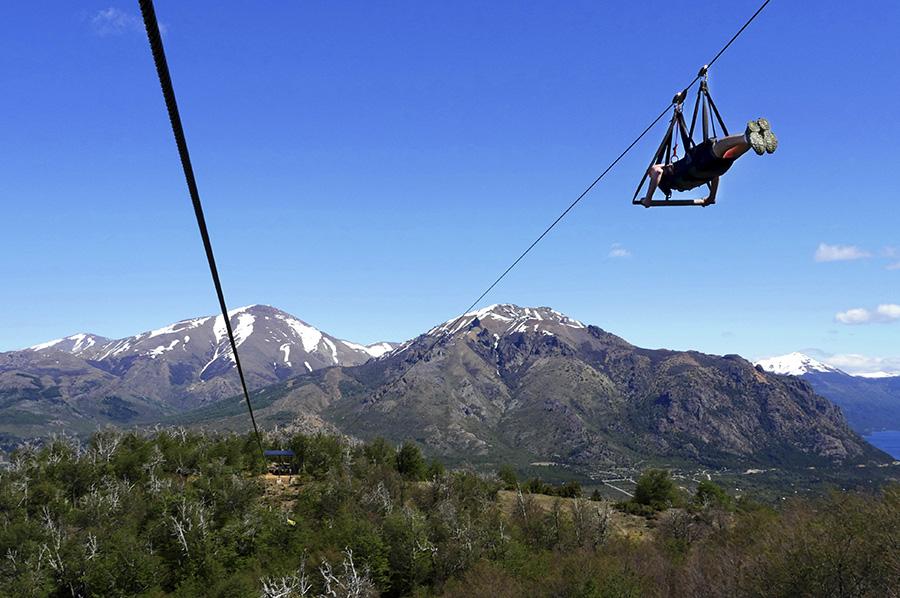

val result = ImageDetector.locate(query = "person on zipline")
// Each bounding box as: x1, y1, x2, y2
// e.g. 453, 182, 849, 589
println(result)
640, 118, 777, 206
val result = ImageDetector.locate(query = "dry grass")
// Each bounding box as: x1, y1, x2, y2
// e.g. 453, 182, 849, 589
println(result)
257, 476, 651, 540
496, 490, 650, 540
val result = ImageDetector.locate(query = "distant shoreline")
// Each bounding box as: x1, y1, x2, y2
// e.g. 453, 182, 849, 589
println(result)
864, 430, 900, 459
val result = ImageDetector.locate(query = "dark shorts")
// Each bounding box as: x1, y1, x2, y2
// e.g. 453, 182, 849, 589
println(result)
658, 139, 736, 195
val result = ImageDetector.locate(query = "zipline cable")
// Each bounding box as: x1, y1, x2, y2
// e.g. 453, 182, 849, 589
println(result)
137, 0, 265, 456
459, 0, 771, 318
370, 0, 775, 400
459, 104, 672, 317
137, 0, 770, 431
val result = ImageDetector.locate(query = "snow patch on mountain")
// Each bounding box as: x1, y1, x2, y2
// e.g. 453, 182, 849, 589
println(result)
28, 337, 66, 351
28, 333, 105, 355
70, 334, 97, 353
323, 338, 339, 363
149, 340, 180, 357
210, 307, 259, 346
276, 314, 322, 353
200, 344, 233, 376
425, 305, 576, 340
341, 340, 395, 359
855, 371, 900, 379
755, 352, 843, 376
102, 340, 132, 360
233, 312, 255, 346
212, 316, 227, 345
460, 304, 586, 331
365, 342, 395, 358
147, 317, 210, 339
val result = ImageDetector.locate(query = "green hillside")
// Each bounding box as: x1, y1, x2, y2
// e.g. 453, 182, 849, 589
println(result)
2, 429, 898, 597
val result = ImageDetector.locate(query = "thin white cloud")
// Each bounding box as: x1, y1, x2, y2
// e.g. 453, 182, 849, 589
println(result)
881, 247, 899, 270
835, 303, 900, 325
814, 243, 871, 262
608, 243, 631, 259
91, 7, 166, 36
823, 352, 900, 376
834, 308, 870, 325
92, 7, 142, 35
879, 304, 900, 319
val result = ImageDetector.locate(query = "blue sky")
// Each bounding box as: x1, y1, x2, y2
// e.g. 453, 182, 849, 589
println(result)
2, 1, 898, 373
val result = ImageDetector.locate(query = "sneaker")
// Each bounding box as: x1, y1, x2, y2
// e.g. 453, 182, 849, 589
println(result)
755, 118, 778, 154
745, 120, 765, 155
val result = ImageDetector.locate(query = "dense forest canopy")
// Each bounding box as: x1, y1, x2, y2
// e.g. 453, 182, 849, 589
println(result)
1, 430, 897, 597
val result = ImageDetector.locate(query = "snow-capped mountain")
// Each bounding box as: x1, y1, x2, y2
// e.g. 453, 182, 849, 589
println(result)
1, 305, 396, 441
855, 371, 900, 379
25, 305, 392, 369
188, 303, 880, 468
389, 303, 589, 356
755, 352, 900, 380
754, 352, 843, 376
28, 333, 112, 356
755, 352, 900, 434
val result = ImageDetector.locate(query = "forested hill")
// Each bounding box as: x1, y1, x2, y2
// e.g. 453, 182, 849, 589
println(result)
1, 429, 898, 597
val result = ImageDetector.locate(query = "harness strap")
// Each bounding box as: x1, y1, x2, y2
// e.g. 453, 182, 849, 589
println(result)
705, 89, 729, 136
631, 112, 679, 203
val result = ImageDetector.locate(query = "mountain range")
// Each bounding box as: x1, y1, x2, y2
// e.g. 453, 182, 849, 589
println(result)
177, 305, 888, 470
756, 352, 900, 434
0, 305, 394, 444
3, 304, 892, 472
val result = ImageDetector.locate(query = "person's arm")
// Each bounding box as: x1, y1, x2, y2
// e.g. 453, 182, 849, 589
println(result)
703, 177, 719, 206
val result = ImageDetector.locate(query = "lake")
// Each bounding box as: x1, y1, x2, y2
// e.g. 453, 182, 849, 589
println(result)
864, 430, 900, 459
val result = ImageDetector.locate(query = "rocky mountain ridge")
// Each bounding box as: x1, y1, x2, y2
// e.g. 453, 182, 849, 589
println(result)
756, 352, 900, 433
4, 305, 891, 471
183, 304, 888, 470
0, 305, 395, 443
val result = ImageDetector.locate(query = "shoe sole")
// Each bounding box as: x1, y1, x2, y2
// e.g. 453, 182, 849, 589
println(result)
756, 118, 777, 153
747, 130, 766, 155
763, 129, 778, 153
746, 118, 776, 155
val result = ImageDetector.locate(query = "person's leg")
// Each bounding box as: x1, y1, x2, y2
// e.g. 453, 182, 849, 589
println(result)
641, 164, 665, 206
712, 134, 751, 159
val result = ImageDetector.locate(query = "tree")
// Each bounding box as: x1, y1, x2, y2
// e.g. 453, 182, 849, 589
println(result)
426, 458, 445, 479
556, 480, 582, 498
364, 437, 396, 468
303, 434, 345, 479
395, 442, 427, 481
497, 464, 518, 490
633, 469, 680, 511
693, 480, 733, 511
